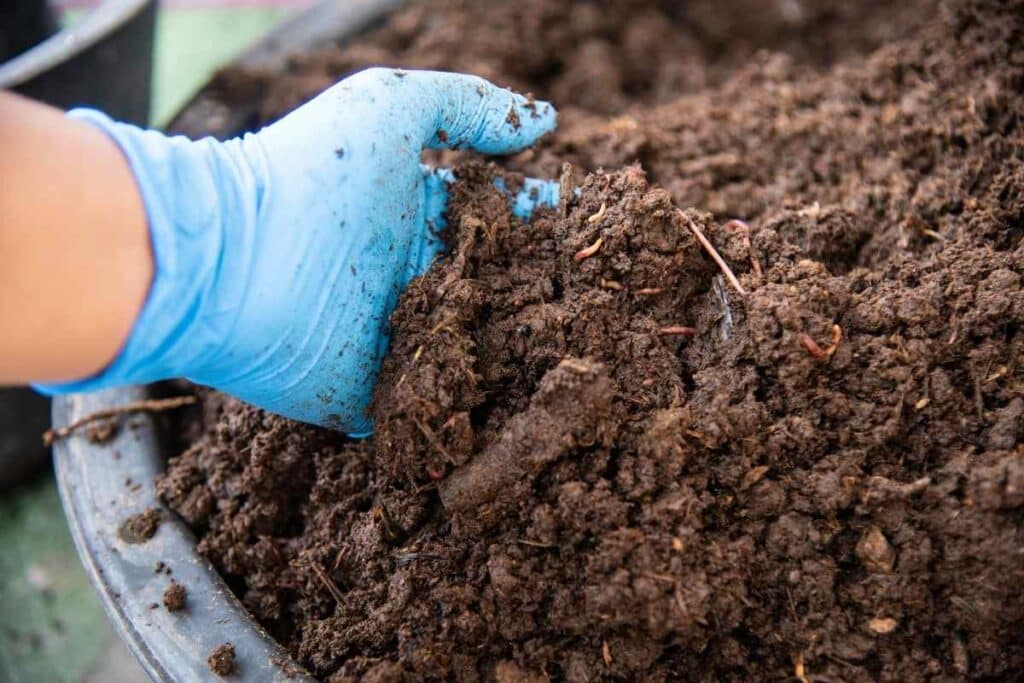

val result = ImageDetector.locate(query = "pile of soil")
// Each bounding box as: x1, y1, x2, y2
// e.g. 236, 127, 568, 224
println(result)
159, 0, 1024, 680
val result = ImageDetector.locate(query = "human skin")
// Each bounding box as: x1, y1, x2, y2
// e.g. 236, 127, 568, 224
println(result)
0, 91, 151, 383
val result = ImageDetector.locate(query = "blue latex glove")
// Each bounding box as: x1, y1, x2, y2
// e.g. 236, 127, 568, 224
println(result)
37, 69, 559, 435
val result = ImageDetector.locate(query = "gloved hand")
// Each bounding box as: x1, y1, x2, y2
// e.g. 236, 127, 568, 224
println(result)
37, 68, 559, 435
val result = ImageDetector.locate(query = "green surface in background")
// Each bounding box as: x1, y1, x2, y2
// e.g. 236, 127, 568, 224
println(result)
61, 6, 291, 127
152, 8, 292, 127
0, 479, 114, 683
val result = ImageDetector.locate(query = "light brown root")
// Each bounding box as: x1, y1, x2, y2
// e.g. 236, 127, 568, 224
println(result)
44, 396, 197, 447
574, 236, 604, 262
682, 212, 747, 296
309, 561, 347, 607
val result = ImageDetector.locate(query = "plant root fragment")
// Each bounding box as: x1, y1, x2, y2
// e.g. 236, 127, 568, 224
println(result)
682, 212, 747, 295
44, 396, 197, 447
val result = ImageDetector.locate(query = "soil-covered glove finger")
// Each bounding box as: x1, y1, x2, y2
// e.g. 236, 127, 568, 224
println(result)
494, 176, 559, 219
392, 70, 556, 154
414, 168, 559, 275
426, 166, 559, 217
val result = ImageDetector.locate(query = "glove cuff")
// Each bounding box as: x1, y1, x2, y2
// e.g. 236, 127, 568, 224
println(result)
35, 109, 262, 395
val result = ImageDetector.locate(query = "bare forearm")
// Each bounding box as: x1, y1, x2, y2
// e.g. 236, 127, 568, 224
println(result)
0, 92, 151, 383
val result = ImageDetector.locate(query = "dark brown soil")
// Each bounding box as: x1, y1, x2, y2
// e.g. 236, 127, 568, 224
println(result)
162, 581, 187, 612
216, 0, 933, 125
160, 0, 1024, 680
208, 642, 236, 677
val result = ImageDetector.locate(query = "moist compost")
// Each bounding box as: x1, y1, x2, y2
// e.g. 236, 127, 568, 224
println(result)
159, 0, 1024, 680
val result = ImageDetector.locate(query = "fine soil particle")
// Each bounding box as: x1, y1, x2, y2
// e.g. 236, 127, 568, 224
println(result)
162, 581, 187, 612
208, 643, 236, 677
117, 508, 161, 544
160, 0, 1024, 681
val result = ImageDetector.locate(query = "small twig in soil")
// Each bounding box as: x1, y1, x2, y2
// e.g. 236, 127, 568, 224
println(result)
412, 417, 452, 464
723, 219, 762, 276
309, 561, 347, 607
514, 539, 556, 548
658, 326, 698, 337
558, 162, 576, 217
972, 366, 985, 420
574, 236, 604, 262
681, 212, 746, 296
43, 396, 197, 447
587, 202, 608, 224
984, 365, 1008, 384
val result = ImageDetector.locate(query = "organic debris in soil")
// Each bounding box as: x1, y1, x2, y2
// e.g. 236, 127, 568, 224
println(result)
118, 508, 162, 545
160, 0, 1024, 680
162, 581, 187, 612
208, 642, 236, 677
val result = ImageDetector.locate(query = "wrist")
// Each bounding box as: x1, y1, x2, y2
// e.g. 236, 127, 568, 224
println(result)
35, 110, 262, 395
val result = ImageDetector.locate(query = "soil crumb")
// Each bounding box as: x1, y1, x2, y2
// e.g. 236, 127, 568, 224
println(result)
162, 581, 187, 612
208, 643, 236, 677
162, 0, 1024, 680
118, 508, 161, 544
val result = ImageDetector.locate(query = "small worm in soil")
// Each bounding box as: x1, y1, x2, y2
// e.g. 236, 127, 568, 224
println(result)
799, 334, 826, 358
794, 653, 809, 683
600, 279, 623, 290
636, 287, 663, 296
658, 326, 698, 336
574, 236, 604, 262
587, 202, 607, 224
799, 324, 843, 359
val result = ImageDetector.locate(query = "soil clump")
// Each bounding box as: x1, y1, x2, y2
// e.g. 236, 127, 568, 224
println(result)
208, 642, 237, 676
162, 581, 187, 612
